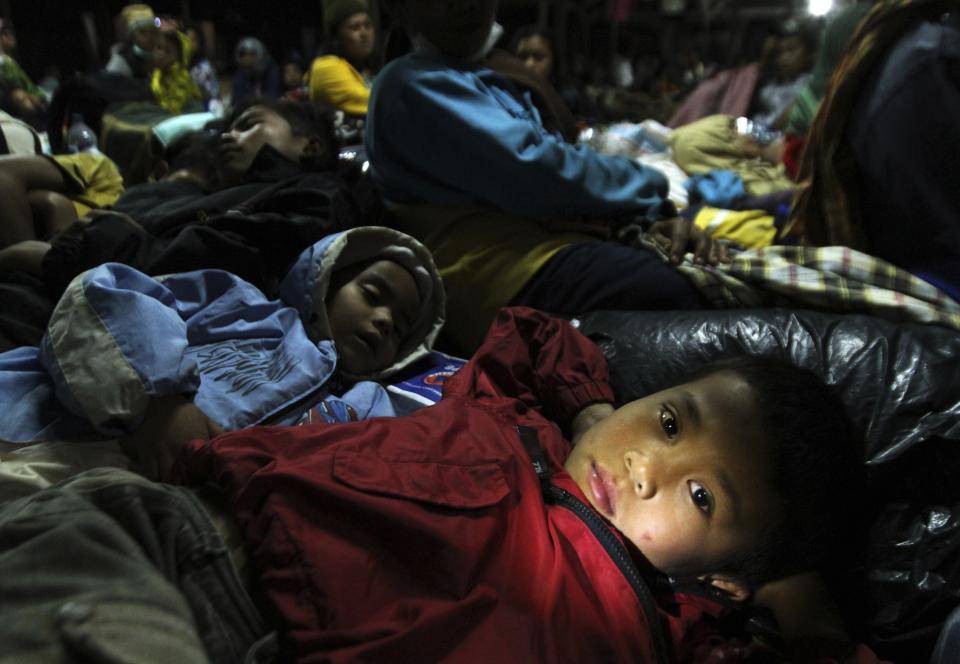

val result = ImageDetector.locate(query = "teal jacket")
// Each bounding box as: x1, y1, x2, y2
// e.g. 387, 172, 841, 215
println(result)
366, 51, 675, 220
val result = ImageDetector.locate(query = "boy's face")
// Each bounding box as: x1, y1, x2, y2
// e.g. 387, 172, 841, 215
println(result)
564, 371, 782, 580
338, 11, 375, 64
219, 105, 308, 178
326, 259, 421, 376
404, 0, 499, 59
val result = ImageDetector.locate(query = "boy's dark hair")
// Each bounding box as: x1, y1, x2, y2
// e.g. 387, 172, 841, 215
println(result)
224, 98, 338, 170
688, 356, 865, 590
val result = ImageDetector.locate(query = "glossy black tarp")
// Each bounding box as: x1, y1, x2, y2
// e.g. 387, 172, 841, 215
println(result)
576, 308, 960, 661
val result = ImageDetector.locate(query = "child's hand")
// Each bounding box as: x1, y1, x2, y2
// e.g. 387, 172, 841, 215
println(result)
120, 395, 223, 481
648, 216, 730, 266
570, 402, 615, 445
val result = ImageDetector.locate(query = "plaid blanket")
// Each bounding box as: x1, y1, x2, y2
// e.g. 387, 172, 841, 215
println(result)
642, 238, 960, 330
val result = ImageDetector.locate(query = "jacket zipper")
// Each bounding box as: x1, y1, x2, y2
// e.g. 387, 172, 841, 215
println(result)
544, 484, 673, 664
516, 425, 673, 664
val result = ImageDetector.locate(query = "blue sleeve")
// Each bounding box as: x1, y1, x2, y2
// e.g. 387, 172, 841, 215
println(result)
38, 263, 268, 436
377, 68, 672, 219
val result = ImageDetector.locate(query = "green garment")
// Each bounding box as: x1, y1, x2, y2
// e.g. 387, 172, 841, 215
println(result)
0, 54, 42, 97
785, 3, 874, 136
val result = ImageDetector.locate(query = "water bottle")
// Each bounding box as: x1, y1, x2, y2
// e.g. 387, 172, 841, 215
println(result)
66, 113, 99, 154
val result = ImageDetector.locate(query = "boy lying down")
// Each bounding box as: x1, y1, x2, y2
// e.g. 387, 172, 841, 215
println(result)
0, 308, 884, 663
0, 226, 445, 476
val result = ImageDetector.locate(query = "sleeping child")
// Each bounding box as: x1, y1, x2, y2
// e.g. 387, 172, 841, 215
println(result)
0, 306, 883, 662
0, 226, 445, 477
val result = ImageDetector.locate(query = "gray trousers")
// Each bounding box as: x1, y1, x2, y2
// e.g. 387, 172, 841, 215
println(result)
0, 468, 274, 664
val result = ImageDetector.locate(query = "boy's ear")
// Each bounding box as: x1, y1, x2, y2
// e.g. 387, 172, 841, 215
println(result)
699, 574, 752, 602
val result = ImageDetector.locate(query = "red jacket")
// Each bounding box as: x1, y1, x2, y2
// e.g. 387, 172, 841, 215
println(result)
172, 307, 885, 664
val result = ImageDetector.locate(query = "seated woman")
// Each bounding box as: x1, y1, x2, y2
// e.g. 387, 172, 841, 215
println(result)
231, 37, 280, 106
510, 25, 595, 126
309, 0, 377, 117
749, 20, 819, 129
0, 20, 47, 129
185, 24, 222, 114
103, 4, 159, 81
150, 26, 203, 114
785, 3, 873, 137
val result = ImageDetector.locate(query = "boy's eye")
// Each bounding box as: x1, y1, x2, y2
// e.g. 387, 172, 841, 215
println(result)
659, 406, 679, 438
688, 480, 712, 515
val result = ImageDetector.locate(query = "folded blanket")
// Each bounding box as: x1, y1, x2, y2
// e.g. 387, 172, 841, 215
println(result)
642, 237, 960, 330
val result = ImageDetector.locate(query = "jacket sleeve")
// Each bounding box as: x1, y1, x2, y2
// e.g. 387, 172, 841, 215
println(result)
309, 56, 370, 116
443, 306, 614, 427
38, 263, 267, 436
381, 69, 673, 219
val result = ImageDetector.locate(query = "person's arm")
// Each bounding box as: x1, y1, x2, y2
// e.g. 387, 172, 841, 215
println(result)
747, 572, 893, 663
442, 307, 615, 431
104, 50, 133, 77
373, 68, 671, 219
309, 56, 370, 116
120, 394, 224, 480
0, 155, 68, 246
0, 240, 50, 274
753, 572, 849, 643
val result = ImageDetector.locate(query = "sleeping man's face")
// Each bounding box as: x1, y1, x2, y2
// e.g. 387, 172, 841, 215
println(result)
564, 371, 782, 580
218, 106, 308, 181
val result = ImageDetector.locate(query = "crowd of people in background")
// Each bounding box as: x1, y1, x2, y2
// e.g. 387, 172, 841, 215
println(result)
0, 1, 829, 138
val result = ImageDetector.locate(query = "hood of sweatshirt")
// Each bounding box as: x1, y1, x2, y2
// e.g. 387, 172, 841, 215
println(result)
279, 226, 446, 381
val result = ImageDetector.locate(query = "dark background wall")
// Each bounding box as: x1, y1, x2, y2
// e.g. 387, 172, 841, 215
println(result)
3, 0, 326, 79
